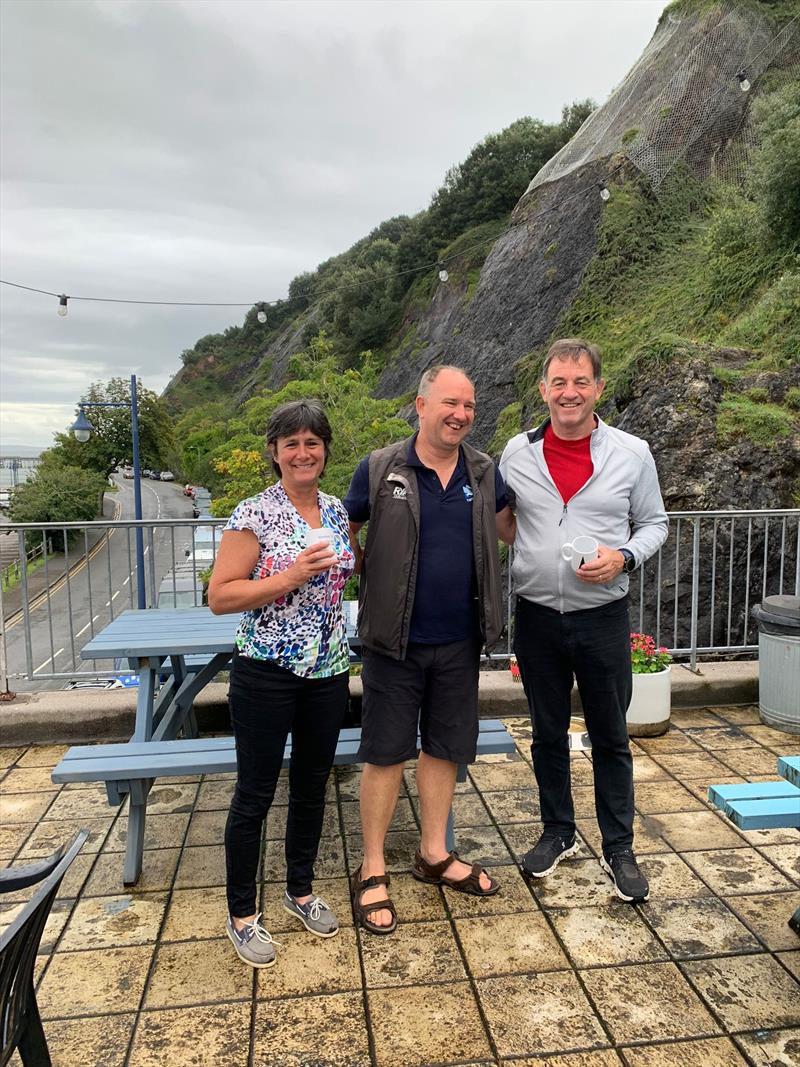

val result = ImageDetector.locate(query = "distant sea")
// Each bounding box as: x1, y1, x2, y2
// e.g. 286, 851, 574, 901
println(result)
0, 444, 42, 489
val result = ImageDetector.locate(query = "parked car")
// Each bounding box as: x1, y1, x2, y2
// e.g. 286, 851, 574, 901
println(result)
183, 526, 219, 559
160, 471, 175, 481
148, 470, 162, 479
156, 569, 204, 609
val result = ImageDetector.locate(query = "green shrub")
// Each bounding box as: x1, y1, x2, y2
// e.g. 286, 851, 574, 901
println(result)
9, 464, 107, 530
489, 402, 523, 457
745, 387, 769, 403
613, 335, 699, 405
713, 366, 742, 387
786, 387, 800, 411
750, 81, 800, 250
719, 269, 800, 362
716, 395, 794, 446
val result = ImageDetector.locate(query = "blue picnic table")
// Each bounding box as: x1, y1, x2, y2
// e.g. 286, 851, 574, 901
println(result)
80, 607, 361, 744
79, 607, 240, 743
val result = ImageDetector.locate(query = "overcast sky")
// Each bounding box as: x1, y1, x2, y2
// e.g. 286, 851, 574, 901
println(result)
0, 0, 665, 451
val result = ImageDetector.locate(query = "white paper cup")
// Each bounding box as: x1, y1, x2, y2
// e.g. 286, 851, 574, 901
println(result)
561, 535, 599, 571
307, 527, 335, 548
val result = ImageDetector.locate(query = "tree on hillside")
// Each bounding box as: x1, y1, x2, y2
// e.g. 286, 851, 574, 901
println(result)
750, 81, 800, 249
392, 101, 596, 295
9, 463, 107, 531
45, 378, 177, 478
174, 401, 232, 489
209, 333, 411, 514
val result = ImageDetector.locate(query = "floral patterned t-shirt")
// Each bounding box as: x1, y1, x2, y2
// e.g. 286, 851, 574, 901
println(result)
225, 483, 355, 678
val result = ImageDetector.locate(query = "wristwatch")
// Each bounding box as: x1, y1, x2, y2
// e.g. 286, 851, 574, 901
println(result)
619, 548, 636, 574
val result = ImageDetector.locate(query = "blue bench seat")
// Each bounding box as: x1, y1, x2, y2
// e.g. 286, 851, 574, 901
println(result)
708, 780, 800, 829
52, 719, 516, 885
709, 757, 800, 937
778, 756, 800, 789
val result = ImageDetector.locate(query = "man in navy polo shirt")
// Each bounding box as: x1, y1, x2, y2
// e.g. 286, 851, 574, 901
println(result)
345, 366, 516, 934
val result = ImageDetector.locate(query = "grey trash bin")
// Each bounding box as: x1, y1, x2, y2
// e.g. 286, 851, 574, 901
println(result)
752, 594, 800, 734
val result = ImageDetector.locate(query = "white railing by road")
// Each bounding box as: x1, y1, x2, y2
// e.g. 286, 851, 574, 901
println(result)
0, 509, 797, 687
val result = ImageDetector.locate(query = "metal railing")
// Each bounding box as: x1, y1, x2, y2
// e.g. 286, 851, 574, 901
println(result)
0, 509, 797, 687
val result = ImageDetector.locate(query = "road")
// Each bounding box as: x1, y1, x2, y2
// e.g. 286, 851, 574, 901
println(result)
3, 476, 201, 692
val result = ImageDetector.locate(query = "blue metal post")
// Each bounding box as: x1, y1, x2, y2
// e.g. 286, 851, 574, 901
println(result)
130, 375, 146, 609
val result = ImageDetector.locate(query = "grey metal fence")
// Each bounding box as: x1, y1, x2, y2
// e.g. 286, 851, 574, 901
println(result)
0, 509, 798, 686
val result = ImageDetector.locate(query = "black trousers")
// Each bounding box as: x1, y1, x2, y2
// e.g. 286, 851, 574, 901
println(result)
514, 595, 634, 856
225, 652, 349, 916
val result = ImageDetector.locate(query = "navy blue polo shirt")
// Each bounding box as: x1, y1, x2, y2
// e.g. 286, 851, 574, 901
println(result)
344, 436, 508, 645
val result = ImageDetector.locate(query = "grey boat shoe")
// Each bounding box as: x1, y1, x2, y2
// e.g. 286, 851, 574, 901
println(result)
226, 914, 279, 968
283, 891, 339, 937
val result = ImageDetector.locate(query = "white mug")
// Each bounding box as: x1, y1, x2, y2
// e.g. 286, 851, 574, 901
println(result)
307, 527, 335, 549
561, 535, 599, 571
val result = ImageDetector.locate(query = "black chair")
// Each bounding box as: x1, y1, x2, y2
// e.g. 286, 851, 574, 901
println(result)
1, 830, 88, 1067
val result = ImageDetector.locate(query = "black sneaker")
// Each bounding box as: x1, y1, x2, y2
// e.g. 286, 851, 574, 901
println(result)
521, 832, 579, 878
600, 850, 650, 902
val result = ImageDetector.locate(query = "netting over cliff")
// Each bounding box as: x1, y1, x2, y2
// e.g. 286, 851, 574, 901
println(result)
527, 4, 800, 195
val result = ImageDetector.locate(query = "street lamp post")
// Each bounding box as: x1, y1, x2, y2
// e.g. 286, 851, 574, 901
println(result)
71, 373, 146, 609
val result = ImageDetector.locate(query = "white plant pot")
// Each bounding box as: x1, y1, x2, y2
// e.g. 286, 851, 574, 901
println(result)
627, 666, 672, 737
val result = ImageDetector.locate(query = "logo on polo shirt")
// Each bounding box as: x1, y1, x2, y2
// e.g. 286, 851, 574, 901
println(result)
463, 485, 474, 502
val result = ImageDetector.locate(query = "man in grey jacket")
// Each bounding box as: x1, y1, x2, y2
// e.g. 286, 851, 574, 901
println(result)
500, 338, 668, 903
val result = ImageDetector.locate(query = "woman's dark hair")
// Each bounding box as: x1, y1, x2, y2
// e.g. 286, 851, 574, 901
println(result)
266, 399, 332, 478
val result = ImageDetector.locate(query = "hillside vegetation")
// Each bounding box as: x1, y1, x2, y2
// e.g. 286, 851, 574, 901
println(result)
516, 78, 799, 435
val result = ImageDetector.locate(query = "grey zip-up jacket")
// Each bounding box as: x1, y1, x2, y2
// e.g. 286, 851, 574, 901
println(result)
500, 416, 668, 612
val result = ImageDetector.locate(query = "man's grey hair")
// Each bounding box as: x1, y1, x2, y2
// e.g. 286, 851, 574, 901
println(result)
542, 338, 602, 381
418, 364, 475, 397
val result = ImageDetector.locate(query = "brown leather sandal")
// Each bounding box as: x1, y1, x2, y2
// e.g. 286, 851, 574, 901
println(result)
350, 865, 398, 935
411, 849, 501, 896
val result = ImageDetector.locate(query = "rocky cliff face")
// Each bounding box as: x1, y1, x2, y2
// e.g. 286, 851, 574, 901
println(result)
376, 161, 609, 447
611, 344, 799, 648
611, 346, 800, 511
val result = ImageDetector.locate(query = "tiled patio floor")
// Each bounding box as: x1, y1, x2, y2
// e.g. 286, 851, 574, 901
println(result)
1, 705, 798, 1066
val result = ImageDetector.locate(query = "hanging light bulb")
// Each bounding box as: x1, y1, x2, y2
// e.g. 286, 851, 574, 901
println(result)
256, 303, 268, 324
599, 183, 611, 202
57, 294, 69, 317
437, 262, 449, 283
737, 71, 750, 92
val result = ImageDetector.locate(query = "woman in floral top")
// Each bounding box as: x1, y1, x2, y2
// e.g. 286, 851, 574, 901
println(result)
209, 400, 354, 968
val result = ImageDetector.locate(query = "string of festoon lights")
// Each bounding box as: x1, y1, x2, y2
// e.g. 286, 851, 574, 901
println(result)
1, 27, 794, 321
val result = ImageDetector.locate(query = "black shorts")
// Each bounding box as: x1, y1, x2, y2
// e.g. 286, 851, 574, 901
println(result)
358, 638, 481, 765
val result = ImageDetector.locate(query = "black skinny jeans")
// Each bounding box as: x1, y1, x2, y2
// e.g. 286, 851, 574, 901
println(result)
225, 652, 349, 917
514, 595, 634, 856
